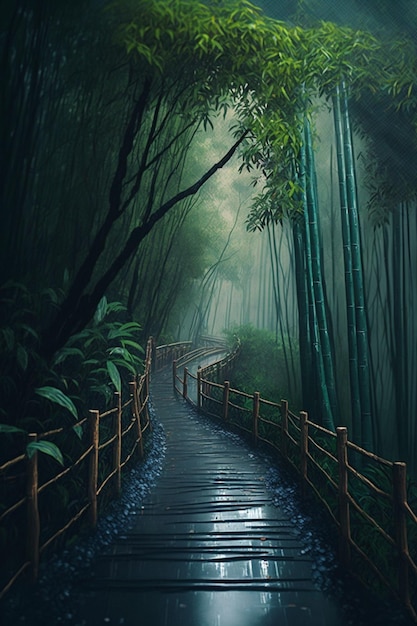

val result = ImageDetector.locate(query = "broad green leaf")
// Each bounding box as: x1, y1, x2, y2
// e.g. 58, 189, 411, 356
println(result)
63, 268, 70, 287
107, 322, 141, 340
53, 347, 85, 366
90, 384, 112, 401
0, 424, 24, 434
117, 322, 142, 333
122, 339, 145, 354
20, 324, 39, 341
1, 328, 15, 350
84, 358, 101, 366
94, 296, 108, 325
41, 288, 60, 305
106, 301, 126, 314
27, 441, 64, 466
35, 386, 78, 420
108, 346, 132, 361
16, 345, 28, 371
106, 360, 121, 392
111, 359, 136, 376
73, 424, 83, 440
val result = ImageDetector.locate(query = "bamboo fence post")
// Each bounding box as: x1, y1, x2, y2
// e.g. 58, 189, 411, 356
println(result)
130, 381, 143, 459
197, 368, 202, 409
88, 410, 100, 528
139, 376, 148, 435
183, 367, 188, 399
150, 336, 156, 373
172, 359, 177, 390
223, 381, 230, 422
300, 411, 308, 495
26, 433, 40, 582
337, 426, 351, 567
113, 392, 122, 497
281, 399, 289, 457
392, 462, 410, 609
145, 365, 152, 431
253, 392, 260, 445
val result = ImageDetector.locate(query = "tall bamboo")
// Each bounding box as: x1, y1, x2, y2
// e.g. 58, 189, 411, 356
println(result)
392, 203, 409, 457
304, 117, 338, 428
298, 125, 335, 430
292, 216, 314, 411
332, 84, 362, 445
340, 82, 373, 451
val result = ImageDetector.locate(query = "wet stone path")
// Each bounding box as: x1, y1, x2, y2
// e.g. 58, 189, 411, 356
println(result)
73, 370, 354, 626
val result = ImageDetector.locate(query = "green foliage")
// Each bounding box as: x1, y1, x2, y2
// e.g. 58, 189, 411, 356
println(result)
35, 386, 79, 420
52, 296, 144, 407
0, 287, 144, 462
26, 440, 64, 466
225, 324, 294, 402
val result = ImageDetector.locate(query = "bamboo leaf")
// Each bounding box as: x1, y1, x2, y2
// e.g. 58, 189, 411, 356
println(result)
27, 441, 64, 466
94, 296, 108, 325
1, 328, 15, 350
121, 339, 145, 354
35, 386, 78, 419
0, 424, 25, 434
107, 322, 141, 340
73, 424, 83, 440
53, 347, 85, 366
17, 345, 28, 371
106, 360, 121, 392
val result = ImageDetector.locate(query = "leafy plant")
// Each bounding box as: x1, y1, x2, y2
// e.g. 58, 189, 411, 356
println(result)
0, 286, 144, 466
225, 324, 299, 405
53, 296, 144, 408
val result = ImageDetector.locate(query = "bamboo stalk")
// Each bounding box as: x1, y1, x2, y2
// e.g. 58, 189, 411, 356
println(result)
332, 85, 361, 446
281, 399, 289, 457
337, 427, 351, 567
144, 367, 151, 431
26, 433, 40, 583
183, 367, 188, 399
197, 368, 202, 409
303, 118, 338, 429
392, 462, 411, 609
172, 359, 177, 389
223, 381, 230, 422
340, 81, 373, 451
113, 392, 122, 497
300, 412, 308, 496
150, 336, 156, 373
130, 381, 144, 459
88, 410, 99, 527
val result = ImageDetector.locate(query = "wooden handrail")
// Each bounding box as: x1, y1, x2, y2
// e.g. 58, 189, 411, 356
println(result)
0, 336, 158, 601
178, 357, 417, 623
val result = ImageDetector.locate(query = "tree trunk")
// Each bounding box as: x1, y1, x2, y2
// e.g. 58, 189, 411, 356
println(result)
41, 130, 248, 358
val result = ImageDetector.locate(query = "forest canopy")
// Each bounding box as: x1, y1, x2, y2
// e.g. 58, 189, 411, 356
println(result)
1, 0, 417, 467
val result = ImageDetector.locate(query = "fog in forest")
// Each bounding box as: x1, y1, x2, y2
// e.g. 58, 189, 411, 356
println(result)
183, 0, 417, 475
1, 0, 417, 481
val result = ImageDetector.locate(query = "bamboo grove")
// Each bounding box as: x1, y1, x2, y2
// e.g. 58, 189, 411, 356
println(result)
1, 2, 417, 477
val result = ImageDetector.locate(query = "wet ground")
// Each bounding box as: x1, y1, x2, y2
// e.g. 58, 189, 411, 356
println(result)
3, 368, 414, 625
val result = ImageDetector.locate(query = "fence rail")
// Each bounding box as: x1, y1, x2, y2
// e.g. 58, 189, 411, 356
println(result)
174, 354, 417, 623
0, 336, 163, 601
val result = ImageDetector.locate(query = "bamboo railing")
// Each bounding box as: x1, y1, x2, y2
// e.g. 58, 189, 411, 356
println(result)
175, 356, 417, 623
0, 337, 161, 601
153, 340, 193, 371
